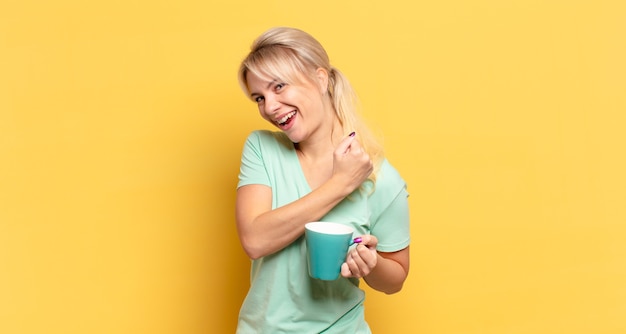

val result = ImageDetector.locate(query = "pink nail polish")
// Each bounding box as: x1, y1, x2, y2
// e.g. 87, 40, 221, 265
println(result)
349, 131, 356, 137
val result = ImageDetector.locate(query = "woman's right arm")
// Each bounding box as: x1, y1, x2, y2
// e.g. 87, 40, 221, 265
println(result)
235, 136, 372, 260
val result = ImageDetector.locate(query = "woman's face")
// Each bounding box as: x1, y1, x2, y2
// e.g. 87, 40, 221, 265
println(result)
246, 69, 332, 144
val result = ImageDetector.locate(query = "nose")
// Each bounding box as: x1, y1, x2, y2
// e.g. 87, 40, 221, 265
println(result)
264, 93, 281, 114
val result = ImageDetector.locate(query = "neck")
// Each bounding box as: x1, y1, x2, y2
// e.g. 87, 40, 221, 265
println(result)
295, 118, 343, 161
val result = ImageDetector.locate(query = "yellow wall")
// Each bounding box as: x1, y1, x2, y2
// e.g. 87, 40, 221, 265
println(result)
1, 1, 624, 333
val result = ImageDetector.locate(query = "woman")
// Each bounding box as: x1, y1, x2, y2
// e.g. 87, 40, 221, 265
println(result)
235, 27, 410, 333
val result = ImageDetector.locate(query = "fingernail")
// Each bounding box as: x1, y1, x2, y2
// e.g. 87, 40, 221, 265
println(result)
349, 131, 356, 137
349, 237, 362, 246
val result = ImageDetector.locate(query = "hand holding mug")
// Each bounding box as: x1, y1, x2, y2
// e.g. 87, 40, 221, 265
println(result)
341, 234, 378, 279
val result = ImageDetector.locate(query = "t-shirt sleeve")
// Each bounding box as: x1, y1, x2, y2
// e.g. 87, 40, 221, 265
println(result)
369, 160, 411, 252
237, 131, 271, 189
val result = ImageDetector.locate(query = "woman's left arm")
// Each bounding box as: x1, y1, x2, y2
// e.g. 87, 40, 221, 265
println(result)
342, 161, 410, 293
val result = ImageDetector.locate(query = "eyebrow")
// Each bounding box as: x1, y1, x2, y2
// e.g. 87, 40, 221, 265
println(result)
249, 80, 278, 99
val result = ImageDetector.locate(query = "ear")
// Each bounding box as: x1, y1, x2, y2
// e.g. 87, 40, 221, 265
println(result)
315, 67, 329, 94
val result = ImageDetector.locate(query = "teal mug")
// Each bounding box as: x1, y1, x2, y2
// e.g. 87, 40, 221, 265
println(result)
305, 222, 355, 281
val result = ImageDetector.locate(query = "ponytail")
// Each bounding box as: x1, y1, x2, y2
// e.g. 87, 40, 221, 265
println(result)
329, 66, 384, 184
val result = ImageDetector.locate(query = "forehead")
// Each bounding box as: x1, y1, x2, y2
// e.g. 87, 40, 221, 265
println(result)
245, 71, 276, 94
245, 68, 316, 95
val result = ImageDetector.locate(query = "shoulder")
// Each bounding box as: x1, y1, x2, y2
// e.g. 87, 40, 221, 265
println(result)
375, 159, 406, 194
244, 130, 292, 149
367, 159, 408, 208
241, 130, 295, 167
244, 129, 275, 144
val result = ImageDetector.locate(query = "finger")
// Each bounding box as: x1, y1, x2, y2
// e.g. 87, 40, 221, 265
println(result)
335, 132, 357, 155
340, 262, 352, 278
347, 137, 363, 153
358, 234, 378, 248
357, 244, 377, 268
354, 245, 375, 275
348, 248, 370, 277
343, 252, 359, 277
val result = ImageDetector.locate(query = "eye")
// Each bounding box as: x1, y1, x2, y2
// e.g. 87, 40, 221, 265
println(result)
254, 96, 264, 103
274, 83, 287, 92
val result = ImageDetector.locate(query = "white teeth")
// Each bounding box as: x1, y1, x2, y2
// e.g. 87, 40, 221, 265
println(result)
278, 111, 296, 124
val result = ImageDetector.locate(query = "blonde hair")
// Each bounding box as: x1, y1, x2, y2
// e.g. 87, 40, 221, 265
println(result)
238, 27, 384, 183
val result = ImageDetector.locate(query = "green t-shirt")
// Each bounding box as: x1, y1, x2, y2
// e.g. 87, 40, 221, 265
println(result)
236, 130, 410, 334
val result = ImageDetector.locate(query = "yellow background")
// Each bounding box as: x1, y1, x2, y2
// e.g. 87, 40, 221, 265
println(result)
1, 0, 625, 333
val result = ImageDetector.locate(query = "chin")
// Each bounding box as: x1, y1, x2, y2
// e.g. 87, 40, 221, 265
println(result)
284, 132, 302, 144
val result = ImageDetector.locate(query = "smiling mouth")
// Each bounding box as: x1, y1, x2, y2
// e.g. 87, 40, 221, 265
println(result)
277, 111, 297, 126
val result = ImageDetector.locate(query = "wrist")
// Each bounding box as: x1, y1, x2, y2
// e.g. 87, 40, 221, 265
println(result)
327, 175, 356, 198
